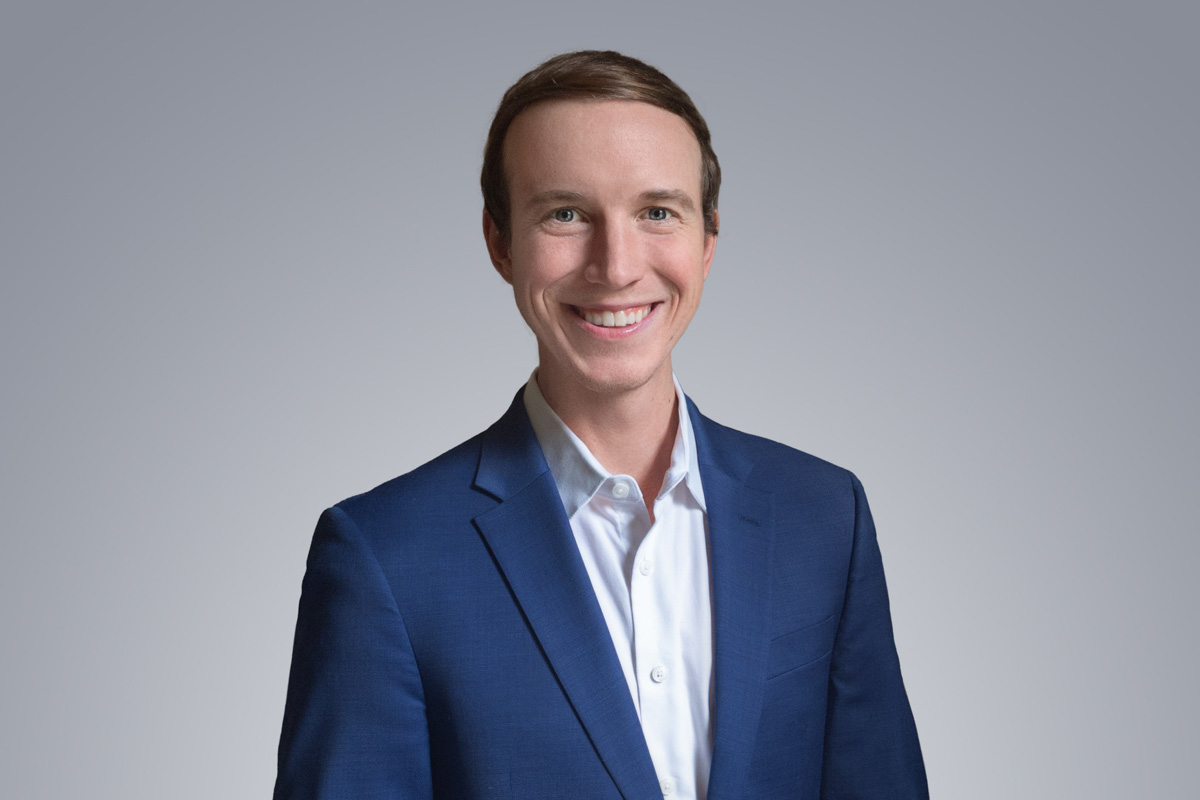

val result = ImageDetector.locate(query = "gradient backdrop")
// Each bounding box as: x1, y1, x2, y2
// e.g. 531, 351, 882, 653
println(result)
2, 2, 1196, 797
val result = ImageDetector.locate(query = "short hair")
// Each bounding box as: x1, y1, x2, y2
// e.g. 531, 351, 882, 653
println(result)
482, 50, 721, 239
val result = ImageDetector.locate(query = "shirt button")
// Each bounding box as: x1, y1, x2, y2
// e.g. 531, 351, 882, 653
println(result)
660, 777, 675, 796
650, 665, 668, 683
611, 481, 630, 499
639, 558, 654, 576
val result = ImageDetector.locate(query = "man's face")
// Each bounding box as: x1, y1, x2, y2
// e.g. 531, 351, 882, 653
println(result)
485, 99, 717, 403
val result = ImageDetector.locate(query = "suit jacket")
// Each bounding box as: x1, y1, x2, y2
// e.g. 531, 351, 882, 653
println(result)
274, 389, 928, 799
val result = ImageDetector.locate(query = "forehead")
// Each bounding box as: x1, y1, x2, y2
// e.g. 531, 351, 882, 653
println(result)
502, 99, 703, 198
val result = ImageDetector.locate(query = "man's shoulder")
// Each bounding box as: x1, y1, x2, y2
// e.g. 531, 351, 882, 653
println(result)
333, 430, 488, 525
328, 391, 533, 533
689, 402, 859, 494
690, 408, 868, 541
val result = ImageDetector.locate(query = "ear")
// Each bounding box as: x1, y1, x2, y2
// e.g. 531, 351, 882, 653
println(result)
483, 209, 514, 284
702, 209, 719, 280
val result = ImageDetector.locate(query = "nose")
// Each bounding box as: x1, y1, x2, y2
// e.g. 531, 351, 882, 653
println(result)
583, 218, 645, 288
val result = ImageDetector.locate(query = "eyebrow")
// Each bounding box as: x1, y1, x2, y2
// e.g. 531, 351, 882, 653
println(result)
525, 190, 587, 209
523, 188, 698, 212
638, 189, 697, 213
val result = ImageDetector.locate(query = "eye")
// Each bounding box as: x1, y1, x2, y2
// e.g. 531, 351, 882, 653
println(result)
646, 207, 672, 221
552, 208, 577, 223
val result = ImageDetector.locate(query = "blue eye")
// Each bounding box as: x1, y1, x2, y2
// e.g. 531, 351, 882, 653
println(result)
553, 208, 577, 223
647, 208, 670, 221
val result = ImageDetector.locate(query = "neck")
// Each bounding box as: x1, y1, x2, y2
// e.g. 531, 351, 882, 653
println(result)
536, 364, 679, 510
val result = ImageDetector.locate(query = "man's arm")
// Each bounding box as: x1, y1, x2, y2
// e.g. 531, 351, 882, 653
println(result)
820, 475, 929, 798
274, 506, 432, 800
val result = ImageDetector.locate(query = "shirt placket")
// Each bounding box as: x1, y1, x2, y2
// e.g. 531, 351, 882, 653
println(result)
628, 481, 690, 798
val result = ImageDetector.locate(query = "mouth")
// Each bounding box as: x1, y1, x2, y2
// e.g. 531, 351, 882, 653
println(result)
573, 304, 655, 329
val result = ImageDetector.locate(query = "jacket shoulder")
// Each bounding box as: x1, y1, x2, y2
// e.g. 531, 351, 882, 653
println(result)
693, 409, 858, 494
329, 430, 490, 536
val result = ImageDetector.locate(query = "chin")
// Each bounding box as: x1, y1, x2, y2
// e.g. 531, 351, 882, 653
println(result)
568, 358, 667, 396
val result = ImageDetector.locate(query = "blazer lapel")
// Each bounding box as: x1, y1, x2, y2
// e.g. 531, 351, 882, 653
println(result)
472, 391, 660, 800
689, 400, 776, 799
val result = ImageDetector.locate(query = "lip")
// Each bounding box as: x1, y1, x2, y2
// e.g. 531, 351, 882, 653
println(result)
570, 302, 659, 338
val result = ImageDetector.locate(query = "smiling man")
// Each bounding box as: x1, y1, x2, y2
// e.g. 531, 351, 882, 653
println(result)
275, 51, 928, 800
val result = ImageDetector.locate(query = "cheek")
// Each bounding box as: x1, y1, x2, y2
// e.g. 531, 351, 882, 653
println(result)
651, 245, 707, 295
523, 244, 588, 301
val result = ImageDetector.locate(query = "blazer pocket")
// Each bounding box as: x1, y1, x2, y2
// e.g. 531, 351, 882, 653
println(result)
767, 614, 838, 680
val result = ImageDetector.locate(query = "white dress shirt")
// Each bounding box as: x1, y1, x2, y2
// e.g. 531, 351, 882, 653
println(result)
523, 373, 713, 800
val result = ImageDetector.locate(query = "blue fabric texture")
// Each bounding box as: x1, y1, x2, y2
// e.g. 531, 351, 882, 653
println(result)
274, 389, 928, 799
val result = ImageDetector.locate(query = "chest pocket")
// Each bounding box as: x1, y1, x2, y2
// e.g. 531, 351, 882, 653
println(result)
767, 614, 838, 679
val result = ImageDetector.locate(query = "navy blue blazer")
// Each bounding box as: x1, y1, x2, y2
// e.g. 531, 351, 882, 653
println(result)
275, 390, 927, 799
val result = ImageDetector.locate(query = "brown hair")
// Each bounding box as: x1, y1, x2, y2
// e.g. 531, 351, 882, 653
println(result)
481, 50, 721, 239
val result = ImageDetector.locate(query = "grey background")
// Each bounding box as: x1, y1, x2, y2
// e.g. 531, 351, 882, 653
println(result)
2, 1, 1196, 797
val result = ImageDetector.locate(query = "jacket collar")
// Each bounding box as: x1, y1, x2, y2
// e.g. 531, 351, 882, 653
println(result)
686, 397, 776, 799
472, 388, 776, 800
472, 389, 660, 799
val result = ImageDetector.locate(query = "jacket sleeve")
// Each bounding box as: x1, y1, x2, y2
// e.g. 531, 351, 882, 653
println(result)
274, 506, 433, 799
820, 476, 929, 799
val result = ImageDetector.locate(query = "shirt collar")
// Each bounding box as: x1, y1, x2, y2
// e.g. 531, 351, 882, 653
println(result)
523, 371, 707, 519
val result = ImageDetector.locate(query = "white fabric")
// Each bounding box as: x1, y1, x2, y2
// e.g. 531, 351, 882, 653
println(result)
523, 373, 713, 800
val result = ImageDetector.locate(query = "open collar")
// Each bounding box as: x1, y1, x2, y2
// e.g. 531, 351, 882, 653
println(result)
520, 371, 706, 519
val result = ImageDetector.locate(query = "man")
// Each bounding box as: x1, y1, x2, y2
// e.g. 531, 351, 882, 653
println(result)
275, 51, 927, 799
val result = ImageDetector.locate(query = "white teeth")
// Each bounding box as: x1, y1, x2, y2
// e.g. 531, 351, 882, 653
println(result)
581, 305, 651, 328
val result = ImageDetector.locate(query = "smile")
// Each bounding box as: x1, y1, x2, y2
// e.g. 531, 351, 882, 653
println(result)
575, 304, 654, 328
